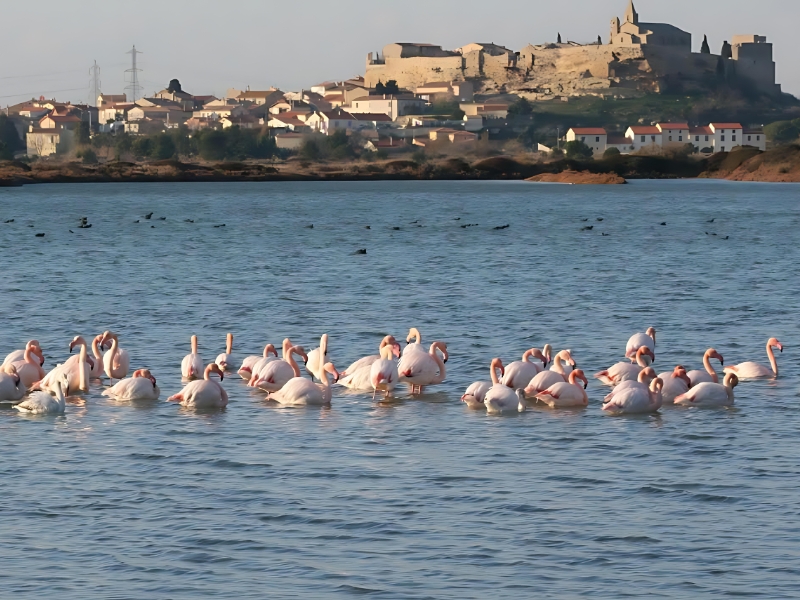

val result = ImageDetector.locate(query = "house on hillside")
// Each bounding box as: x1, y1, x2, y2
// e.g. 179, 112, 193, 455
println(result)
625, 126, 663, 152
566, 127, 608, 154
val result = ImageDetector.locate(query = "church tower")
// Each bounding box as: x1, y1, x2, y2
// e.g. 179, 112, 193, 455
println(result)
624, 0, 639, 25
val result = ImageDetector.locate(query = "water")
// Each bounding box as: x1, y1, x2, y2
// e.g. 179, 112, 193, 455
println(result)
0, 180, 798, 598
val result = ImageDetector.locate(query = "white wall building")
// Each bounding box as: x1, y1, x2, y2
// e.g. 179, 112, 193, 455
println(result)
709, 123, 743, 154
566, 127, 608, 154
625, 126, 662, 152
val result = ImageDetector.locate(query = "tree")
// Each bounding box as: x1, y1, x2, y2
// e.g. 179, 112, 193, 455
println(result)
0, 114, 24, 152
508, 97, 533, 118
564, 140, 593, 159
701, 35, 711, 54
597, 35, 602, 45
764, 120, 800, 144
384, 80, 400, 95
167, 79, 183, 93
0, 141, 12, 160
375, 80, 385, 94
721, 41, 732, 59
151, 133, 176, 159
557, 33, 562, 44
75, 122, 90, 146
603, 147, 621, 159
198, 130, 227, 160
518, 124, 537, 148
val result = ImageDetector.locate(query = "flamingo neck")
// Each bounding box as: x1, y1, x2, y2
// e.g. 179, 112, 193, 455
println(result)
226, 334, 233, 355
79, 345, 88, 391
91, 337, 103, 360
491, 365, 501, 385
191, 336, 198, 355
767, 344, 778, 376
282, 339, 292, 359
553, 356, 565, 375
286, 350, 301, 378
430, 347, 446, 384
703, 351, 718, 383
24, 346, 36, 365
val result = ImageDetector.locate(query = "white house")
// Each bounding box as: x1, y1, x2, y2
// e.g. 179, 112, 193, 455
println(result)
656, 123, 690, 147
690, 126, 714, 152
625, 126, 662, 152
743, 128, 766, 151
709, 123, 743, 153
348, 95, 425, 120
566, 127, 607, 154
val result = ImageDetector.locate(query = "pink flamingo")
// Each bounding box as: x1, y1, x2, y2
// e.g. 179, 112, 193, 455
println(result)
625, 327, 656, 361
501, 347, 547, 389
483, 358, 527, 414
3, 341, 44, 368
604, 366, 657, 399
657, 365, 692, 405
100, 331, 130, 380
238, 343, 278, 380
168, 364, 228, 408
34, 342, 89, 394
0, 366, 25, 404
269, 334, 337, 406
461, 381, 492, 410
595, 347, 655, 386
15, 373, 69, 414
724, 338, 783, 379
675, 373, 739, 408
370, 344, 400, 399
215, 333, 235, 371
181, 335, 203, 380
250, 345, 307, 392
6, 341, 46, 389
103, 369, 160, 401
686, 349, 724, 386
535, 370, 590, 409
525, 349, 576, 396
340, 335, 401, 378
602, 377, 663, 415
398, 341, 448, 394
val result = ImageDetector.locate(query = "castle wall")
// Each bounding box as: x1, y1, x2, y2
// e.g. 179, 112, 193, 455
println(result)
365, 55, 465, 89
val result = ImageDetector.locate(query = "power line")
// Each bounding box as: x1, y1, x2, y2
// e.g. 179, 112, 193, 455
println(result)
125, 45, 143, 102
0, 86, 88, 100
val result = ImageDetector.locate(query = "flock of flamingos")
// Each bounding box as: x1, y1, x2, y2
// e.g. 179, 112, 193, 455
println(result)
0, 327, 784, 416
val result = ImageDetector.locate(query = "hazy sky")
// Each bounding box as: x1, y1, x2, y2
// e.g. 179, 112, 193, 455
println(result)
1, 0, 797, 105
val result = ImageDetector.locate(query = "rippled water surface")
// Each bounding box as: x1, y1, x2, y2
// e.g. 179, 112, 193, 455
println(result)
1, 180, 799, 598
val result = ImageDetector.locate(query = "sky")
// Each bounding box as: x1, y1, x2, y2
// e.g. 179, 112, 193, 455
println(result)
1, 0, 798, 105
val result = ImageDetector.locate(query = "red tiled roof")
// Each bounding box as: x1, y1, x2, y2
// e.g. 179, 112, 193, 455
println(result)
657, 123, 689, 130
628, 126, 661, 135
569, 127, 607, 135
352, 113, 392, 122
41, 114, 81, 123
710, 123, 743, 129
322, 111, 356, 120
743, 128, 764, 134
690, 126, 713, 135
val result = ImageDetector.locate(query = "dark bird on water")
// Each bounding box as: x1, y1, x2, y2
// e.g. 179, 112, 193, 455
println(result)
660, 222, 667, 226
4, 219, 14, 223
305, 224, 314, 229
597, 218, 604, 222
145, 213, 153, 220
35, 233, 45, 237
365, 226, 371, 229
354, 249, 367, 255
69, 230, 74, 233
581, 226, 594, 231
79, 224, 92, 229
723, 236, 729, 240
158, 217, 166, 221
708, 218, 715, 223
185, 219, 194, 223
214, 224, 226, 228
151, 225, 155, 228
602, 233, 610, 236
454, 218, 461, 221
493, 224, 510, 230
134, 220, 139, 223
581, 218, 589, 222
392, 226, 400, 230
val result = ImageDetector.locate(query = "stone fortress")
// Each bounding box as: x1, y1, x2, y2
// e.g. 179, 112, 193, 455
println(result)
364, 1, 781, 99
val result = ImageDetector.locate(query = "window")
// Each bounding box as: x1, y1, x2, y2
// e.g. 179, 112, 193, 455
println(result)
651, 136, 656, 142
732, 135, 736, 141
581, 136, 586, 142
757, 135, 761, 141
748, 136, 751, 141
641, 136, 645, 142
596, 137, 600, 142
705, 135, 709, 142
695, 136, 699, 142
721, 147, 725, 152
721, 135, 725, 141
679, 135, 683, 141
669, 136, 673, 141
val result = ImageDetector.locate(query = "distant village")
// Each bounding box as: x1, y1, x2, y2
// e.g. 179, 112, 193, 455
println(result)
1, 1, 782, 161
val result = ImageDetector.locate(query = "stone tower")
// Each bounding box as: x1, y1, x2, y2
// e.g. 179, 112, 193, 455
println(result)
624, 0, 639, 25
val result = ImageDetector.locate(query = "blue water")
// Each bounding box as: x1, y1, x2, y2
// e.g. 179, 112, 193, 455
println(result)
0, 180, 798, 598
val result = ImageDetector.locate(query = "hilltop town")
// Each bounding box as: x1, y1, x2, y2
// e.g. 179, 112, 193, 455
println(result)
1, 1, 798, 173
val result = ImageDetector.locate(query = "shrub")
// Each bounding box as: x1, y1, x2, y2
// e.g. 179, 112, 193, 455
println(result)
76, 148, 98, 164
564, 140, 593, 159
603, 147, 621, 159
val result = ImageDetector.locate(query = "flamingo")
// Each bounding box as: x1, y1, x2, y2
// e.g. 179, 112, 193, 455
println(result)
604, 366, 657, 399
674, 373, 739, 408
483, 358, 527, 414
215, 333, 235, 371
67, 335, 103, 379
404, 327, 425, 355
102, 369, 160, 401
595, 347, 655, 386
687, 349, 724, 386
181, 335, 203, 380
100, 331, 130, 380
238, 344, 278, 380
398, 341, 448, 394
35, 342, 89, 394
461, 381, 492, 410
168, 364, 228, 409
501, 347, 547, 389
0, 367, 25, 404
602, 377, 663, 415
548, 346, 574, 376
625, 327, 656, 361
724, 338, 783, 380
306, 340, 339, 383
657, 365, 692, 405
14, 373, 69, 415
250, 339, 294, 381
6, 340, 46, 389
3, 340, 44, 368
270, 334, 337, 406
340, 335, 401, 378
370, 344, 400, 399
535, 370, 589, 409
250, 345, 306, 392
